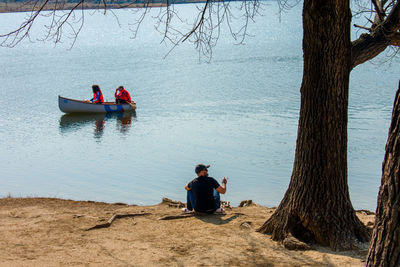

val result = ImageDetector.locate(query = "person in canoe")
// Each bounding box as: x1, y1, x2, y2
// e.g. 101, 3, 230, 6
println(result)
89, 85, 104, 104
114, 86, 133, 104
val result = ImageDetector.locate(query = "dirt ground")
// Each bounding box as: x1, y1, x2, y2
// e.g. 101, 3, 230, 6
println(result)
0, 197, 375, 266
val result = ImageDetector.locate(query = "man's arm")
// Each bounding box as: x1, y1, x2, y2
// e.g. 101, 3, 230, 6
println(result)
185, 184, 191, 191
216, 177, 227, 194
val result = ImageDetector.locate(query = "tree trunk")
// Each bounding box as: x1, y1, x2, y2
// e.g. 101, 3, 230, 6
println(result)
365, 81, 400, 267
257, 0, 369, 250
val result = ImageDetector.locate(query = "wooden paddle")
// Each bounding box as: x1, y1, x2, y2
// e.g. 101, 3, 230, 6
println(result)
126, 101, 136, 110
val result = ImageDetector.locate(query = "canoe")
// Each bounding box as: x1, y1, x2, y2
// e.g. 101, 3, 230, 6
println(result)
58, 95, 136, 113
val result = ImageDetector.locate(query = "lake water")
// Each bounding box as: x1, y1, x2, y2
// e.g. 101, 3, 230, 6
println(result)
0, 2, 398, 210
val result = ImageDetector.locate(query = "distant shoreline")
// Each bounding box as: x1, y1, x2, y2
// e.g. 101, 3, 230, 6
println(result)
0, 2, 170, 13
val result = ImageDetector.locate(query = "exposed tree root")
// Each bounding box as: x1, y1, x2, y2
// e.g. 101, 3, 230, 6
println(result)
73, 214, 99, 219
283, 234, 311, 250
239, 200, 254, 207
257, 206, 370, 250
158, 213, 195, 220
86, 213, 151, 231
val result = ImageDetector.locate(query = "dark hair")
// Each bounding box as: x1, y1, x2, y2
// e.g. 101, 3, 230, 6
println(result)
92, 84, 100, 93
118, 86, 124, 90
195, 164, 210, 174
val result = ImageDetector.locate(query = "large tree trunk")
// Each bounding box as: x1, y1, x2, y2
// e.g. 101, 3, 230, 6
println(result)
257, 0, 369, 250
365, 81, 400, 267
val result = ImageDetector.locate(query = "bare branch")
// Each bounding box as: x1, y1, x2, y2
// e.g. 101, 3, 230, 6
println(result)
352, 0, 400, 67
182, 0, 210, 43
0, 0, 263, 61
382, 0, 400, 34
354, 23, 372, 31
0, 0, 50, 47
127, 2, 153, 40
372, 0, 386, 22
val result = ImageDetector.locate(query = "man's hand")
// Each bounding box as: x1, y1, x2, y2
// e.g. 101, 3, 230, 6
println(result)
217, 177, 227, 194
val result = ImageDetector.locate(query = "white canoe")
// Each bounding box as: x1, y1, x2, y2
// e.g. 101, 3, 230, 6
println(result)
58, 95, 136, 113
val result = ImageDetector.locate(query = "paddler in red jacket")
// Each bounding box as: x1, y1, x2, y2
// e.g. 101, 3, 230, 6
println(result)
90, 84, 104, 104
115, 86, 132, 104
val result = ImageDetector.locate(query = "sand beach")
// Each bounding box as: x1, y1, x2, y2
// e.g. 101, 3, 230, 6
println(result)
0, 197, 375, 266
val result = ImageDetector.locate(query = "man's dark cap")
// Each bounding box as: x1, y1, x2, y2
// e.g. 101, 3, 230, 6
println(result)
195, 164, 210, 174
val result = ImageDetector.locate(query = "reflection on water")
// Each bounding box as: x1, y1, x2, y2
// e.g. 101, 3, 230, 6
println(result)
116, 111, 133, 134
59, 111, 136, 139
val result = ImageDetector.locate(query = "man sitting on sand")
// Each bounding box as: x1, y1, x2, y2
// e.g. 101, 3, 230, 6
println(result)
184, 164, 227, 214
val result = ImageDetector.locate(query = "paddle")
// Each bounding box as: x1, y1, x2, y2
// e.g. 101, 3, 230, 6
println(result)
116, 100, 135, 110
126, 101, 136, 110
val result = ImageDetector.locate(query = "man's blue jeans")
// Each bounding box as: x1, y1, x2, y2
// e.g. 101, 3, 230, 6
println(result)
186, 189, 220, 211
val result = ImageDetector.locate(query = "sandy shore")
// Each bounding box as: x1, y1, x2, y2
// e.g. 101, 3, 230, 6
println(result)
0, 197, 375, 266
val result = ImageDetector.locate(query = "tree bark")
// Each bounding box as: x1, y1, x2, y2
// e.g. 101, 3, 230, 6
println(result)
365, 81, 400, 267
351, 33, 390, 69
257, 0, 370, 250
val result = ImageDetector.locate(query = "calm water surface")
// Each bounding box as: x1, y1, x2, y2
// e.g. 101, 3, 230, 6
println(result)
0, 2, 398, 209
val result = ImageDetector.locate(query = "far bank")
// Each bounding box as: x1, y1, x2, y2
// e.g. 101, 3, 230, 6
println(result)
0, 0, 212, 13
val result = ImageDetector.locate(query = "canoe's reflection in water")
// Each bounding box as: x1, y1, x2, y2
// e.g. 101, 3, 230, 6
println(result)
59, 111, 136, 139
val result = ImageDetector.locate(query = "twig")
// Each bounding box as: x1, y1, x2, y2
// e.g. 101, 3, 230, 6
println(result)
354, 24, 372, 31
86, 213, 151, 230
182, 0, 210, 43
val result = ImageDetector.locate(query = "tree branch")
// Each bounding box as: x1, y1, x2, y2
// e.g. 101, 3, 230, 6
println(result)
354, 23, 372, 31
0, 0, 50, 47
0, 0, 262, 61
382, 0, 400, 33
351, 0, 400, 68
182, 0, 210, 43
372, 0, 386, 22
